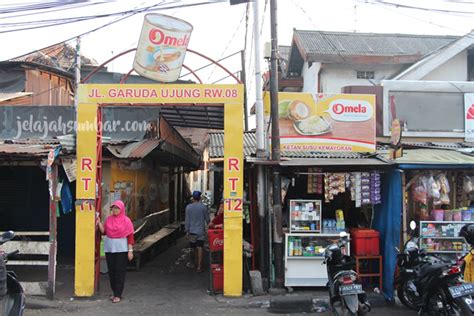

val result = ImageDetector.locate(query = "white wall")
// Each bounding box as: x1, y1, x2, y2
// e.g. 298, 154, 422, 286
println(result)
302, 62, 321, 93
315, 63, 406, 93
422, 51, 467, 81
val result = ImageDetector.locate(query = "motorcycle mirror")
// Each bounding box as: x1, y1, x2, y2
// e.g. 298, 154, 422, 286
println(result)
409, 220, 417, 231
339, 231, 348, 238
1, 230, 14, 241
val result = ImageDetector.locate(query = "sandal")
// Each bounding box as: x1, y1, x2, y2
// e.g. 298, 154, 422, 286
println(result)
110, 295, 114, 301
196, 268, 203, 273
112, 297, 121, 303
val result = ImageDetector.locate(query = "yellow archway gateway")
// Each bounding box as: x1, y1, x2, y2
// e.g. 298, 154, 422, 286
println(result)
75, 83, 244, 297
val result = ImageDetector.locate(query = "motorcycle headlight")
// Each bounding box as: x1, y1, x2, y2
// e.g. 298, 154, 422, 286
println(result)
406, 241, 417, 249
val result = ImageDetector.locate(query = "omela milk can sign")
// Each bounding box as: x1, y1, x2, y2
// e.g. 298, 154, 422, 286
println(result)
133, 13, 193, 82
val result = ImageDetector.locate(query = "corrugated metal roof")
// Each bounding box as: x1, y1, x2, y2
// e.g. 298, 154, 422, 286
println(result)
378, 141, 474, 151
296, 30, 457, 58
288, 30, 458, 75
0, 92, 32, 102
0, 142, 55, 157
386, 149, 474, 165
209, 131, 385, 161
209, 132, 256, 158
107, 140, 162, 159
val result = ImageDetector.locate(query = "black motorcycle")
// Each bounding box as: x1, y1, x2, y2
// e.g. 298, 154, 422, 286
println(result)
0, 231, 25, 316
322, 232, 371, 316
395, 221, 429, 310
396, 221, 474, 315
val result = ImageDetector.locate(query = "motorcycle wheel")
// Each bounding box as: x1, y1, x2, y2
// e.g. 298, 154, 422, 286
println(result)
332, 300, 357, 316
397, 283, 420, 311
341, 299, 357, 316
0, 294, 15, 316
450, 297, 472, 316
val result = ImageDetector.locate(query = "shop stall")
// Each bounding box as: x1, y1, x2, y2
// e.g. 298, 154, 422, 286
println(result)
281, 164, 390, 289
390, 149, 474, 249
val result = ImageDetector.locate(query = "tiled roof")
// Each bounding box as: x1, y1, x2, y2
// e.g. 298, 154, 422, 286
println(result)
9, 43, 97, 72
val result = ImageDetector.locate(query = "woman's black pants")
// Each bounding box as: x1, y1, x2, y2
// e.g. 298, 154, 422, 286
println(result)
105, 252, 128, 298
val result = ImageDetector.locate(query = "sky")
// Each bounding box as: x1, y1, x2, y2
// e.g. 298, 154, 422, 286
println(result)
0, 0, 473, 126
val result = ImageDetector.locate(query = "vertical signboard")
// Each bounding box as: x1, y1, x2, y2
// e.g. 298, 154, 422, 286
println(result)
75, 103, 97, 296
223, 101, 244, 296
76, 84, 244, 297
465, 93, 474, 142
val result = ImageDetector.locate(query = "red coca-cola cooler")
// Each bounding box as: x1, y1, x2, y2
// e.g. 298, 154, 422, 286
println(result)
208, 229, 224, 294
210, 264, 223, 293
208, 229, 224, 251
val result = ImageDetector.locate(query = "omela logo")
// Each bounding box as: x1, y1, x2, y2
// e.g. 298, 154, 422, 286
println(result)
466, 104, 474, 119
326, 99, 373, 122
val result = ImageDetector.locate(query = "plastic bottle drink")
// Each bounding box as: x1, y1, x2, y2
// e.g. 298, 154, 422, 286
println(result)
289, 238, 294, 256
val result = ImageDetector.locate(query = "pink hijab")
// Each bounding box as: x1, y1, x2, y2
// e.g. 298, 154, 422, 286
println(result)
104, 200, 134, 238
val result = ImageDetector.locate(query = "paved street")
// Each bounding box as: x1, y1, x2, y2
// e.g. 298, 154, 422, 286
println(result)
22, 238, 416, 316
23, 236, 417, 316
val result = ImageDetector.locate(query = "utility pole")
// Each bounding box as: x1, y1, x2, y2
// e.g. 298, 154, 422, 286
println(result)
240, 50, 248, 132
269, 0, 283, 288
252, 0, 270, 288
74, 36, 81, 111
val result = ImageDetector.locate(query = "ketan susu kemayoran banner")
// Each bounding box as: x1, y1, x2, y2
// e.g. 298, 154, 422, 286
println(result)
264, 93, 376, 152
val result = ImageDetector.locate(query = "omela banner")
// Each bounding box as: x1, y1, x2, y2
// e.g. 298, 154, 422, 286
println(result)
264, 93, 376, 152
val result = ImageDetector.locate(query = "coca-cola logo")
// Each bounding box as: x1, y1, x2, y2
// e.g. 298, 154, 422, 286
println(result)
326, 99, 373, 122
213, 238, 224, 247
466, 104, 474, 120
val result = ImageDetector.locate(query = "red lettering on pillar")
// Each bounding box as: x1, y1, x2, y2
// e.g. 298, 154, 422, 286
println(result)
227, 157, 240, 172
81, 158, 93, 171
81, 177, 92, 191
79, 201, 90, 212
228, 177, 239, 191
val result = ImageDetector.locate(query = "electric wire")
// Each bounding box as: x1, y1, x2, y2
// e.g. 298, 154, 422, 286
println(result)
7, 0, 223, 62
366, 0, 473, 37
0, 1, 111, 20
0, 0, 223, 34
205, 4, 247, 82
370, 0, 474, 16
21, 0, 230, 99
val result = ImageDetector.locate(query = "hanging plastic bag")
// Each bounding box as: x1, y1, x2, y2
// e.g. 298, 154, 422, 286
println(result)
464, 176, 474, 193
413, 176, 428, 205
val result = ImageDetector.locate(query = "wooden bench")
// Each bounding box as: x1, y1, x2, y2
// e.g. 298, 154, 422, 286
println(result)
132, 222, 180, 271
0, 231, 54, 297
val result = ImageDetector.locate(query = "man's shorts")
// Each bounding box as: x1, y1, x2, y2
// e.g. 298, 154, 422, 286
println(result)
188, 234, 204, 248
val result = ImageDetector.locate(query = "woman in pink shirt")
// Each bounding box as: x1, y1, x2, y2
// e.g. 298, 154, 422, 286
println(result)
97, 200, 134, 303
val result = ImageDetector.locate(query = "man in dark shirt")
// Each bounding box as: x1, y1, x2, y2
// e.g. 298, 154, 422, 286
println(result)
185, 191, 210, 272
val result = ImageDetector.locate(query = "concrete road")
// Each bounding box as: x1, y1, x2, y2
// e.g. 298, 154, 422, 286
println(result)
24, 236, 418, 316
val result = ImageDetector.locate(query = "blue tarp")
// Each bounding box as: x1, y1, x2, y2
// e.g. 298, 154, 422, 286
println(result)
373, 169, 402, 301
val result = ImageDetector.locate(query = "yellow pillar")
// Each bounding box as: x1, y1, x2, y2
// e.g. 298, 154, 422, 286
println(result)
223, 102, 244, 296
74, 102, 98, 296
